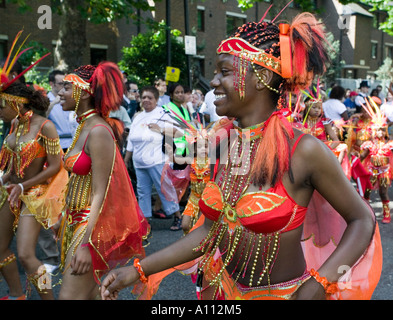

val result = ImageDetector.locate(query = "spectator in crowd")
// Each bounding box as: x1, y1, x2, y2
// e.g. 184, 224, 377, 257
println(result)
322, 85, 349, 121
380, 91, 393, 140
343, 91, 358, 116
355, 80, 370, 113
47, 70, 78, 152
191, 90, 206, 124
200, 89, 222, 124
154, 78, 170, 108
124, 86, 183, 231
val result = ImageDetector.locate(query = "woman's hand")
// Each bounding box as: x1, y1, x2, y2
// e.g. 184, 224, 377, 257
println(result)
70, 244, 92, 276
6, 184, 23, 209
101, 266, 140, 300
148, 123, 162, 134
291, 277, 326, 300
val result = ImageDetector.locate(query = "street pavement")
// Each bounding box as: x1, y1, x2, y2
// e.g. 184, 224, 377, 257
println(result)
0, 188, 392, 300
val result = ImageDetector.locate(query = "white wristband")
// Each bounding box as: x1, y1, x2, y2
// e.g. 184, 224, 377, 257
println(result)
0, 177, 3, 186
18, 183, 24, 194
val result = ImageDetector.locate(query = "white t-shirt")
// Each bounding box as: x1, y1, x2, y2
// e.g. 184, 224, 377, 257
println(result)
381, 102, 393, 122
127, 107, 174, 168
322, 99, 347, 121
200, 89, 222, 122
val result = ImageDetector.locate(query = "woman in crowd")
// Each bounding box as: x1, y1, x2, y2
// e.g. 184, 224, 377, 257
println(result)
57, 62, 149, 300
101, 12, 381, 300
124, 86, 183, 231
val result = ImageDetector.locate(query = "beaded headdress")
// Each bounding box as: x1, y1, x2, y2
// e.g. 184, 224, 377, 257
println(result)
0, 30, 50, 108
216, 2, 328, 102
63, 62, 123, 118
63, 65, 95, 114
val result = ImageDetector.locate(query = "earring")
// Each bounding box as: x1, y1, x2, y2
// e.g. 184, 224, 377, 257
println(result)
251, 64, 279, 94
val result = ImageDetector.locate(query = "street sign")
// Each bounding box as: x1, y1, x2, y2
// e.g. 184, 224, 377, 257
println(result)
184, 35, 196, 55
165, 66, 180, 82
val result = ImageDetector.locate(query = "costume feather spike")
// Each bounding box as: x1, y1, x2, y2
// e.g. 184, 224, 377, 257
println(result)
0, 30, 51, 91
362, 97, 386, 128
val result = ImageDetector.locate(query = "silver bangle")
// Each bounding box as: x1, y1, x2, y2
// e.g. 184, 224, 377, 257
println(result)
18, 183, 24, 194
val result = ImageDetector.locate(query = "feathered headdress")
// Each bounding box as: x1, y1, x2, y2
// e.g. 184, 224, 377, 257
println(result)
362, 96, 387, 130
0, 30, 50, 96
163, 107, 233, 146
63, 62, 123, 117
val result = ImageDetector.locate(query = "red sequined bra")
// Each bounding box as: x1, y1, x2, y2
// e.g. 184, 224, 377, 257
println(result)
199, 134, 307, 234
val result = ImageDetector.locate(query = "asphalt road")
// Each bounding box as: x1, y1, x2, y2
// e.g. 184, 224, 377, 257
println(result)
1, 188, 392, 300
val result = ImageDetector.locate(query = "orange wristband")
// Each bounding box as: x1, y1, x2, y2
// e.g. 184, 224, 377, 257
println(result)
310, 269, 338, 295
133, 258, 148, 284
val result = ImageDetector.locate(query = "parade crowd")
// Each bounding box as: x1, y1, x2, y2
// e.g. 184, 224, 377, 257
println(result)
0, 9, 387, 301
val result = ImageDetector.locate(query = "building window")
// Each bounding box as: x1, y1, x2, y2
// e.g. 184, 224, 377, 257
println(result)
371, 42, 378, 59
0, 0, 5, 8
385, 45, 393, 59
0, 40, 7, 60
197, 6, 205, 32
226, 12, 247, 37
90, 46, 107, 65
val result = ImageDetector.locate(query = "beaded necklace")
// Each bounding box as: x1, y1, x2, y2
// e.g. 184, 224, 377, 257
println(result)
15, 110, 34, 144
194, 120, 288, 292
65, 109, 98, 157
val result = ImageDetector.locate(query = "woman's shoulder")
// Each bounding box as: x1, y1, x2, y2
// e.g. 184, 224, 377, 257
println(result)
291, 129, 329, 158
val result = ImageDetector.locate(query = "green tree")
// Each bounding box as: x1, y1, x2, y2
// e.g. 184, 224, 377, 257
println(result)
8, 0, 159, 71
119, 21, 187, 87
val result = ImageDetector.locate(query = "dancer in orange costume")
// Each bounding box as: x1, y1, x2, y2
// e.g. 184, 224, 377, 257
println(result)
57, 62, 149, 300
101, 8, 382, 301
360, 98, 393, 223
0, 31, 67, 300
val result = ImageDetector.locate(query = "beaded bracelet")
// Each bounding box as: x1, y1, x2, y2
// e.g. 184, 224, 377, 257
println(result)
310, 269, 339, 295
133, 258, 148, 284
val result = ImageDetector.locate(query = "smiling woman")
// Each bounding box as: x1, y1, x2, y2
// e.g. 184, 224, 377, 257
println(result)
100, 11, 382, 301
56, 62, 149, 300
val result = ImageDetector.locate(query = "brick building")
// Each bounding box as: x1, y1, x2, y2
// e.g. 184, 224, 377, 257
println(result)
1, 0, 393, 91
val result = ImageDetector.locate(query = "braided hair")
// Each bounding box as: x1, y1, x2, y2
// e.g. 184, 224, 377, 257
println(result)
73, 63, 125, 147
230, 13, 330, 187
233, 21, 284, 107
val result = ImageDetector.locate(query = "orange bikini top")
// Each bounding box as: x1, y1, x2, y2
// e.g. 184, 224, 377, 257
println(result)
199, 134, 307, 234
0, 120, 49, 178
64, 124, 114, 175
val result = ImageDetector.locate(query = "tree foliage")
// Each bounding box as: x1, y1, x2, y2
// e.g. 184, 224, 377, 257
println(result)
235, 0, 393, 35
7, 0, 156, 24
119, 21, 187, 87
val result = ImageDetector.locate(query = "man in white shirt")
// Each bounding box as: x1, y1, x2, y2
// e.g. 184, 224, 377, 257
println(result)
47, 70, 77, 152
154, 78, 170, 108
355, 80, 370, 113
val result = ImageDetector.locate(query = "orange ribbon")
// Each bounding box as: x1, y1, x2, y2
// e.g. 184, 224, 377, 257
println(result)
279, 23, 293, 79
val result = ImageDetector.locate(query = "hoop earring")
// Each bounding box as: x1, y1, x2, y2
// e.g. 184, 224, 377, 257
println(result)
251, 64, 279, 94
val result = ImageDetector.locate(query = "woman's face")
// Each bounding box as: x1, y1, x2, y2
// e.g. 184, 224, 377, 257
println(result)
171, 85, 185, 105
210, 54, 254, 118
141, 90, 157, 112
58, 82, 76, 111
0, 100, 18, 122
